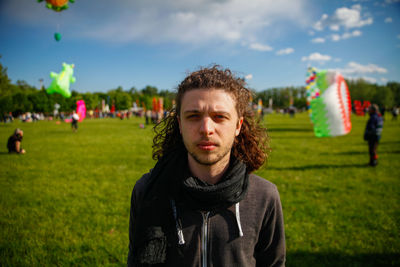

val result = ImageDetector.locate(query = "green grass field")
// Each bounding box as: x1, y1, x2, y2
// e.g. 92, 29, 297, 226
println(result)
1, 113, 399, 266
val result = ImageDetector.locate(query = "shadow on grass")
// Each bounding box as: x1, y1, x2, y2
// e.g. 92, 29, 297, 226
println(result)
320, 150, 400, 155
270, 136, 316, 139
382, 150, 400, 154
380, 141, 400, 145
287, 251, 400, 267
268, 128, 313, 132
267, 163, 366, 170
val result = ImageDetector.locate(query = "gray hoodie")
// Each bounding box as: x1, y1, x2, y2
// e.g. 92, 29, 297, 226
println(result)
128, 172, 285, 267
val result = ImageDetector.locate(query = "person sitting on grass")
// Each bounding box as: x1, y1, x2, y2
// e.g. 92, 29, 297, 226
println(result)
7, 128, 26, 154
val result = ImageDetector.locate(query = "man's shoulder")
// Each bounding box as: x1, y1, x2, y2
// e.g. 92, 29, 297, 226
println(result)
247, 173, 280, 202
133, 170, 153, 193
249, 173, 278, 191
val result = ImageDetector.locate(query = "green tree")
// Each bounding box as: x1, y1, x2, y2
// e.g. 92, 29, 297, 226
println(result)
159, 89, 176, 110
373, 85, 394, 108
82, 92, 100, 111
0, 58, 12, 95
12, 92, 33, 114
29, 90, 51, 113
141, 85, 158, 96
387, 82, 400, 107
0, 95, 13, 116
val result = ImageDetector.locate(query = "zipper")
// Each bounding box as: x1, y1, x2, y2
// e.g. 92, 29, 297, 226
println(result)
201, 211, 210, 267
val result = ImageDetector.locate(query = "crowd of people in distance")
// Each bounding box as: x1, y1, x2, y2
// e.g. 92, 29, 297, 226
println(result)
2, 103, 397, 165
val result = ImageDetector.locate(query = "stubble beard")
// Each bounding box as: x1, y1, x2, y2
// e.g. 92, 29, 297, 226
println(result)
186, 138, 235, 166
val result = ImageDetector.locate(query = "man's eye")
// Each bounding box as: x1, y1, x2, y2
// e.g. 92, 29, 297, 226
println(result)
214, 115, 227, 120
187, 114, 199, 119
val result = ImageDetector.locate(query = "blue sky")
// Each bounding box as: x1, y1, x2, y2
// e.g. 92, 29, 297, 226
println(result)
0, 0, 399, 93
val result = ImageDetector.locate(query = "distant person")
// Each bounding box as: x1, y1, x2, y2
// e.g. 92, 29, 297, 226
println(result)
289, 106, 295, 118
145, 109, 151, 125
261, 107, 265, 121
71, 111, 80, 132
364, 104, 383, 166
380, 106, 386, 121
128, 65, 285, 266
7, 128, 25, 154
392, 106, 398, 121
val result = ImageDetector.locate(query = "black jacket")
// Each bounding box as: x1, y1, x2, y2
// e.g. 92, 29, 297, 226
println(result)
128, 172, 285, 267
364, 113, 383, 142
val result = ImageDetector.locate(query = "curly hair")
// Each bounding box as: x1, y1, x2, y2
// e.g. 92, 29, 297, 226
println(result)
152, 65, 270, 173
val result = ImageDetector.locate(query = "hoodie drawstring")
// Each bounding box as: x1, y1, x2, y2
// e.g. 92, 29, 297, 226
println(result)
171, 199, 185, 245
171, 200, 243, 243
235, 202, 244, 237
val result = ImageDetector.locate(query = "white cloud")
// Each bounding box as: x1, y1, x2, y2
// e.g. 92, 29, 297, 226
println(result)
352, 30, 362, 37
384, 17, 393, 23
313, 5, 373, 32
330, 30, 362, 41
380, 77, 388, 83
245, 74, 253, 80
2, 0, 311, 45
335, 61, 387, 75
343, 30, 362, 39
330, 24, 340, 31
301, 52, 332, 62
249, 43, 273, 52
276, 47, 294, 55
311, 37, 326, 43
397, 34, 400, 39
331, 34, 341, 41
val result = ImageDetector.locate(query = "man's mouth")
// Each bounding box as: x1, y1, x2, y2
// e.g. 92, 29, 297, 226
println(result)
197, 141, 217, 151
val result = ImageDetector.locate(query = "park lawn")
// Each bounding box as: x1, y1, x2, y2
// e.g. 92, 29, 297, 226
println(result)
0, 113, 399, 266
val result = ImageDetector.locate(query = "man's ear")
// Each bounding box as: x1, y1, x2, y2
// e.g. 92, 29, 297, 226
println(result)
235, 117, 244, 136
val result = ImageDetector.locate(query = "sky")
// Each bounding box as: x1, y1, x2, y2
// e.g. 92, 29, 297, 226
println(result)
0, 0, 399, 93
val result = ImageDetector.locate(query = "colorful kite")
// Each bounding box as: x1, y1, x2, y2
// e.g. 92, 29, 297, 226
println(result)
37, 0, 75, 41
54, 32, 62, 41
37, 0, 75, 12
76, 100, 86, 122
46, 63, 76, 98
257, 99, 263, 115
64, 100, 86, 123
305, 67, 352, 137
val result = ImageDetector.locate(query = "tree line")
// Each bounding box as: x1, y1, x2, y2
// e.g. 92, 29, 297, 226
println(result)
1, 60, 399, 117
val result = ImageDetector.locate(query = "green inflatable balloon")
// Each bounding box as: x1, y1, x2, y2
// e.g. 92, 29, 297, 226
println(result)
54, 32, 62, 41
46, 63, 76, 98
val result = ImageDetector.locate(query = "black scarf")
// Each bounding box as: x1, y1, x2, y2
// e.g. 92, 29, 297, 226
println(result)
133, 148, 249, 265
181, 155, 249, 211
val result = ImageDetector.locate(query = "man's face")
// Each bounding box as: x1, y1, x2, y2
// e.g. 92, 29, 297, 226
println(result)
178, 88, 243, 166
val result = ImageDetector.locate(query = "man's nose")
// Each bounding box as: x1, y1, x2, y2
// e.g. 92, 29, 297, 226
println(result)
199, 117, 215, 135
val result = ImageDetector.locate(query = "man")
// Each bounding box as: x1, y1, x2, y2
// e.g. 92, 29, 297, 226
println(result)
7, 128, 26, 154
128, 65, 285, 266
364, 104, 383, 166
71, 110, 79, 132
